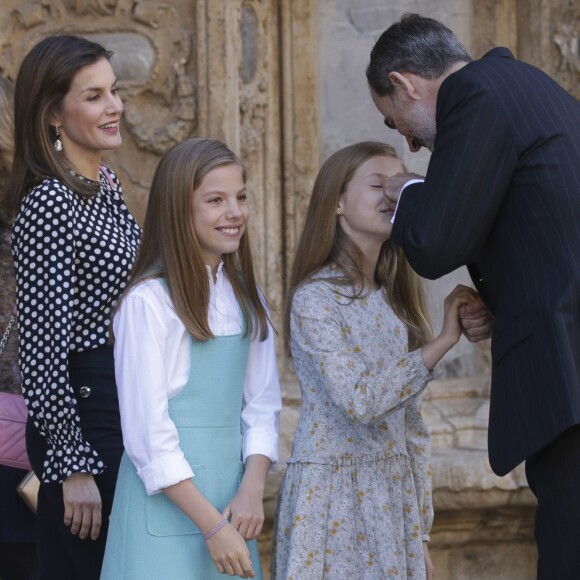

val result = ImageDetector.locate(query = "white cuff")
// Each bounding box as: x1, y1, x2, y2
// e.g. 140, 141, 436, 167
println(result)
137, 450, 195, 496
391, 178, 425, 224
242, 426, 279, 472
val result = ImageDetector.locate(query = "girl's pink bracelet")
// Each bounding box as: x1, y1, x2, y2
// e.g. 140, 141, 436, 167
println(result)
203, 519, 230, 541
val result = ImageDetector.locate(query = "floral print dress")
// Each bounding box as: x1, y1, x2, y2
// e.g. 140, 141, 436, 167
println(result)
272, 268, 433, 579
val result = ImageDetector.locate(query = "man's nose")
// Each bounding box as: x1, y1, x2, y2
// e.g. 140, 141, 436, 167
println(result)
406, 135, 421, 153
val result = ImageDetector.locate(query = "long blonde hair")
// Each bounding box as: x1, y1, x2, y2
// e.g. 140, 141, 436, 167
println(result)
286, 141, 431, 349
115, 138, 269, 341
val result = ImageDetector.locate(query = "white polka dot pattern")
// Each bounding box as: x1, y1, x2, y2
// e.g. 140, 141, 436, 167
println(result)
12, 168, 141, 483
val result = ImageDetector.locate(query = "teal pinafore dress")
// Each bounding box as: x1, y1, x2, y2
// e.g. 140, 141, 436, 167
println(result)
101, 319, 262, 579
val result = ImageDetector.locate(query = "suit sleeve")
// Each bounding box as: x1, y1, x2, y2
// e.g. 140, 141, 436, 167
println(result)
391, 73, 518, 279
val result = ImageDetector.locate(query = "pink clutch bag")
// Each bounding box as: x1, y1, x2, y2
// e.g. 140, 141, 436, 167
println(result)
0, 391, 31, 471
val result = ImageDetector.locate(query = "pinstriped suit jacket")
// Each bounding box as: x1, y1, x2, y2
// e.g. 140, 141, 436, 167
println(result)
391, 48, 580, 476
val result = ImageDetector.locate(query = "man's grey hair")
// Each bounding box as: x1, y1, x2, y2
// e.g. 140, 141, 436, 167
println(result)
366, 13, 472, 96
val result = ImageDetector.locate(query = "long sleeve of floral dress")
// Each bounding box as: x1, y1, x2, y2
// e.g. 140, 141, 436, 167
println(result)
405, 394, 434, 540
290, 282, 432, 424
12, 172, 141, 483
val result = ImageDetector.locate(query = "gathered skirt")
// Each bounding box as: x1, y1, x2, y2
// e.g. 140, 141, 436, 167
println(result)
272, 452, 427, 579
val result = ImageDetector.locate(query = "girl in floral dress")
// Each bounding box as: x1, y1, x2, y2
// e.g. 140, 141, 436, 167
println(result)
272, 142, 484, 579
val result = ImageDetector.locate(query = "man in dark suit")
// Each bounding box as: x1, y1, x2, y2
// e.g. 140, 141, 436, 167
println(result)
366, 13, 580, 579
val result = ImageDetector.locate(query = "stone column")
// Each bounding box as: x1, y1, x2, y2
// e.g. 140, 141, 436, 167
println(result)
517, 0, 579, 98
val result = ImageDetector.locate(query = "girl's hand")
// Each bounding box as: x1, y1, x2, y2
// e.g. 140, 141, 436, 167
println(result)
205, 524, 256, 578
222, 486, 265, 540
440, 284, 479, 347
62, 472, 102, 540
163, 478, 257, 577
423, 542, 434, 580
421, 284, 479, 370
222, 454, 271, 540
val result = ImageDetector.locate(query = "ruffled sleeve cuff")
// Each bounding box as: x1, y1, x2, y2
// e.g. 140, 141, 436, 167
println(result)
137, 450, 195, 496
43, 430, 104, 484
242, 426, 279, 472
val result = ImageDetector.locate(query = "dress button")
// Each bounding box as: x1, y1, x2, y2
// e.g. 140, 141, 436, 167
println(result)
79, 386, 91, 398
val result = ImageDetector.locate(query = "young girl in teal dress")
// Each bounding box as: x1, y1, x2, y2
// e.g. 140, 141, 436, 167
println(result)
101, 138, 282, 579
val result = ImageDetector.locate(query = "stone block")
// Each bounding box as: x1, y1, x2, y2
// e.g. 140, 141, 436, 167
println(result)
455, 428, 488, 450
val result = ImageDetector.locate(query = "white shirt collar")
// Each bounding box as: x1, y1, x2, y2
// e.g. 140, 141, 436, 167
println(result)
205, 261, 225, 287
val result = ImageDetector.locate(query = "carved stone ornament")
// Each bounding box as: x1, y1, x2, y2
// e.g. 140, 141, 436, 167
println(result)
239, 2, 268, 161
553, 11, 580, 98
6, 0, 196, 154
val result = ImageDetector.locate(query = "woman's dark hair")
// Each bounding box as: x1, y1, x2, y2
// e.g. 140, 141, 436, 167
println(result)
9, 35, 112, 215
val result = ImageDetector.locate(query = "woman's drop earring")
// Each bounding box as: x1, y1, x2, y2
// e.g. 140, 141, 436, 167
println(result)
337, 207, 343, 215
54, 127, 63, 152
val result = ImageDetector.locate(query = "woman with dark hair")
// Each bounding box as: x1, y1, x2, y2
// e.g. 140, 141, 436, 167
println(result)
0, 74, 37, 580
9, 35, 141, 579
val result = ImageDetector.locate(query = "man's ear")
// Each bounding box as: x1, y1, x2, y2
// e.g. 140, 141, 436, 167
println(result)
387, 71, 420, 100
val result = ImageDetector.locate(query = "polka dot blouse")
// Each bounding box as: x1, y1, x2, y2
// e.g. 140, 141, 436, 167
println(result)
12, 167, 141, 483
